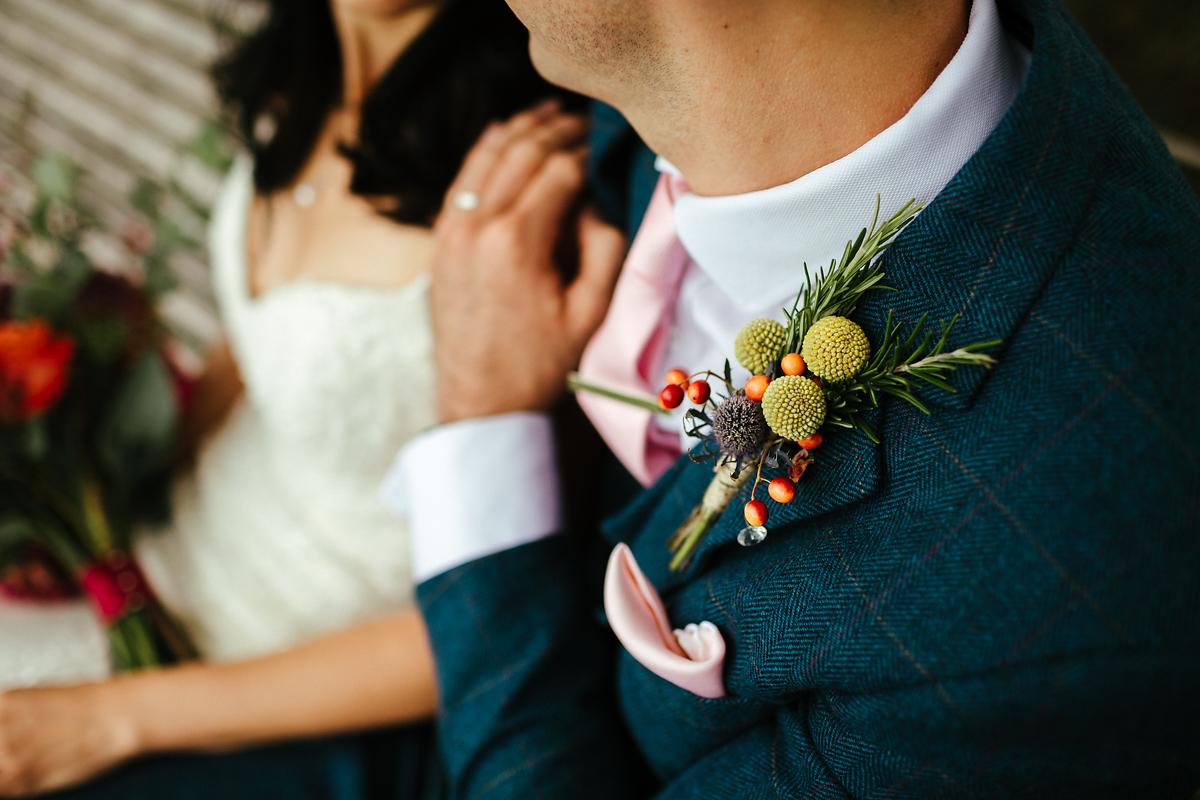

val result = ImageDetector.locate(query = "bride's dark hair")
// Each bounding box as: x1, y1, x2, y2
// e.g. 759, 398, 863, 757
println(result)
213, 0, 567, 225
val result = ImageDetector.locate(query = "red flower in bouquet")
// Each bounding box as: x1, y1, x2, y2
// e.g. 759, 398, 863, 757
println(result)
0, 543, 78, 602
0, 319, 75, 421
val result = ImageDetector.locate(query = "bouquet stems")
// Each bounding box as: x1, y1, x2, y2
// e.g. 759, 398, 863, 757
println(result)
145, 600, 200, 662
75, 473, 198, 671
80, 475, 116, 553
108, 614, 158, 671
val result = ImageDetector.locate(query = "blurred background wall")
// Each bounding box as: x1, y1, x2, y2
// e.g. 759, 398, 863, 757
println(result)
0, 0, 1197, 326
0, 0, 251, 342
1064, 0, 1200, 193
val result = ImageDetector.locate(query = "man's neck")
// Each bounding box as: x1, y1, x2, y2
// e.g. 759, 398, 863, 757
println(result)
625, 1, 970, 197
333, 1, 438, 108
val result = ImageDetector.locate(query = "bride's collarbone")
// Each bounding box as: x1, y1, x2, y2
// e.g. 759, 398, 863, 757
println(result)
249, 198, 434, 297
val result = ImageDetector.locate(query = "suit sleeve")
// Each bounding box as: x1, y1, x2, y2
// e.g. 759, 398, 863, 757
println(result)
384, 413, 644, 797
416, 533, 645, 798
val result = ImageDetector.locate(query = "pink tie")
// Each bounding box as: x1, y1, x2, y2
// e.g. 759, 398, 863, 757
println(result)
578, 175, 689, 487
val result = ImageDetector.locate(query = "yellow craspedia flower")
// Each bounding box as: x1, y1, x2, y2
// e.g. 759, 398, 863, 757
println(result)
734, 319, 786, 374
801, 316, 870, 383
761, 375, 826, 441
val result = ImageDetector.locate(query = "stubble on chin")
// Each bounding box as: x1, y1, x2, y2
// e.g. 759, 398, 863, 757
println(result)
517, 0, 673, 108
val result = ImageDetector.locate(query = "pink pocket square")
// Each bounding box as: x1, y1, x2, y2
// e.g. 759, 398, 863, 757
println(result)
603, 543, 726, 698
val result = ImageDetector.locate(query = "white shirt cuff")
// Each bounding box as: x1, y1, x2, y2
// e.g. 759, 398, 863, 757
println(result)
380, 412, 562, 582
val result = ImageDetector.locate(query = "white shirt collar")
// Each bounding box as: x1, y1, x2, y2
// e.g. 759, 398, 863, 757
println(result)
661, 0, 1030, 311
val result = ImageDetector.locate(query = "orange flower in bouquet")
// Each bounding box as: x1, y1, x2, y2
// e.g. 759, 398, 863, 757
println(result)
0, 319, 75, 421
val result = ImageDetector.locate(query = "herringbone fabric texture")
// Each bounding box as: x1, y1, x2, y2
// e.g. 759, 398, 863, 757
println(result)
419, 0, 1200, 796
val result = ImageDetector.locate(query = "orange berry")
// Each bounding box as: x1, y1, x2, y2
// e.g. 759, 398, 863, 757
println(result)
798, 433, 824, 450
768, 477, 796, 504
659, 383, 685, 409
780, 353, 806, 376
687, 380, 711, 404
664, 368, 689, 387
744, 374, 770, 402
743, 499, 769, 527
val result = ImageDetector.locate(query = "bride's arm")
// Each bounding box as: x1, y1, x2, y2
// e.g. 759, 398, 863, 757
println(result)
181, 338, 244, 450
123, 606, 436, 749
0, 607, 436, 796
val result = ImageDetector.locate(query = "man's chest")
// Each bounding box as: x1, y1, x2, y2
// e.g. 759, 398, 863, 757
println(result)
600, 351, 1161, 778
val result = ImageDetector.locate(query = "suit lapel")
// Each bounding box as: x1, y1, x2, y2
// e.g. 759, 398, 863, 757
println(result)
861, 0, 1109, 413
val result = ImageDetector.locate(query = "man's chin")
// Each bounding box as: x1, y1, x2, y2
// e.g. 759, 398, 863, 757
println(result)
527, 39, 596, 97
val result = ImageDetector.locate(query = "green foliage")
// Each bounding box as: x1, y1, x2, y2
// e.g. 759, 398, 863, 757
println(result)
129, 178, 163, 219
11, 249, 92, 323
781, 197, 922, 359
189, 120, 235, 174
0, 516, 35, 559
31, 154, 77, 200
824, 313, 999, 442
74, 316, 130, 364
96, 351, 179, 493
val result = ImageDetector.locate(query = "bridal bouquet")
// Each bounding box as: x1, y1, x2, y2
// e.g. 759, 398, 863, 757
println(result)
0, 156, 197, 670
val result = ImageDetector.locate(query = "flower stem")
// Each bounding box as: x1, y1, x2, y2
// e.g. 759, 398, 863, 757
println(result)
566, 372, 667, 415
751, 448, 769, 493
667, 459, 752, 571
106, 623, 135, 671
668, 508, 718, 572
123, 612, 161, 670
146, 601, 200, 662
79, 473, 116, 554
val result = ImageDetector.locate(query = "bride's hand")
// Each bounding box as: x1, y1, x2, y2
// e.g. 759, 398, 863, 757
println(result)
431, 100, 626, 423
0, 684, 139, 797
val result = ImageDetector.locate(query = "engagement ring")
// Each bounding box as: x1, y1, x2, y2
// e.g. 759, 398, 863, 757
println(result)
453, 191, 481, 211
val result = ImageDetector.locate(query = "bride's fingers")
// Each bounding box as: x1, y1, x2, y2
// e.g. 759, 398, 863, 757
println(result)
438, 100, 566, 228
439, 123, 506, 227
479, 114, 587, 215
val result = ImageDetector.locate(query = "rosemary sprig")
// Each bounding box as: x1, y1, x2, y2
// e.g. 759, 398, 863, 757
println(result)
780, 196, 923, 360
823, 312, 999, 442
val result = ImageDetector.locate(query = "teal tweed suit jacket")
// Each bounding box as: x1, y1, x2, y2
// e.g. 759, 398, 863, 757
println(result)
418, 0, 1200, 797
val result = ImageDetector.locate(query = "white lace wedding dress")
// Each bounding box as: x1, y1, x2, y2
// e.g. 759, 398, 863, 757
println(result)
0, 157, 435, 686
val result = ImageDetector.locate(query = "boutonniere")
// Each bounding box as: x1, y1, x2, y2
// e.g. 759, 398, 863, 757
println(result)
572, 198, 1000, 571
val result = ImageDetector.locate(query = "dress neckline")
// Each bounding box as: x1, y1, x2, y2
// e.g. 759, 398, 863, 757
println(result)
228, 155, 430, 308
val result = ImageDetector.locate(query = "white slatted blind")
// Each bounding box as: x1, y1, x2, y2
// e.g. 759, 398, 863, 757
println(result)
0, 0, 259, 343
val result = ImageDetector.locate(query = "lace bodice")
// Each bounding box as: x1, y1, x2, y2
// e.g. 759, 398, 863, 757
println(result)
212, 157, 436, 523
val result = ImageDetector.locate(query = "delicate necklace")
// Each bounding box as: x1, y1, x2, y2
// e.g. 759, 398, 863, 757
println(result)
290, 120, 356, 209
291, 153, 348, 208
291, 182, 318, 208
